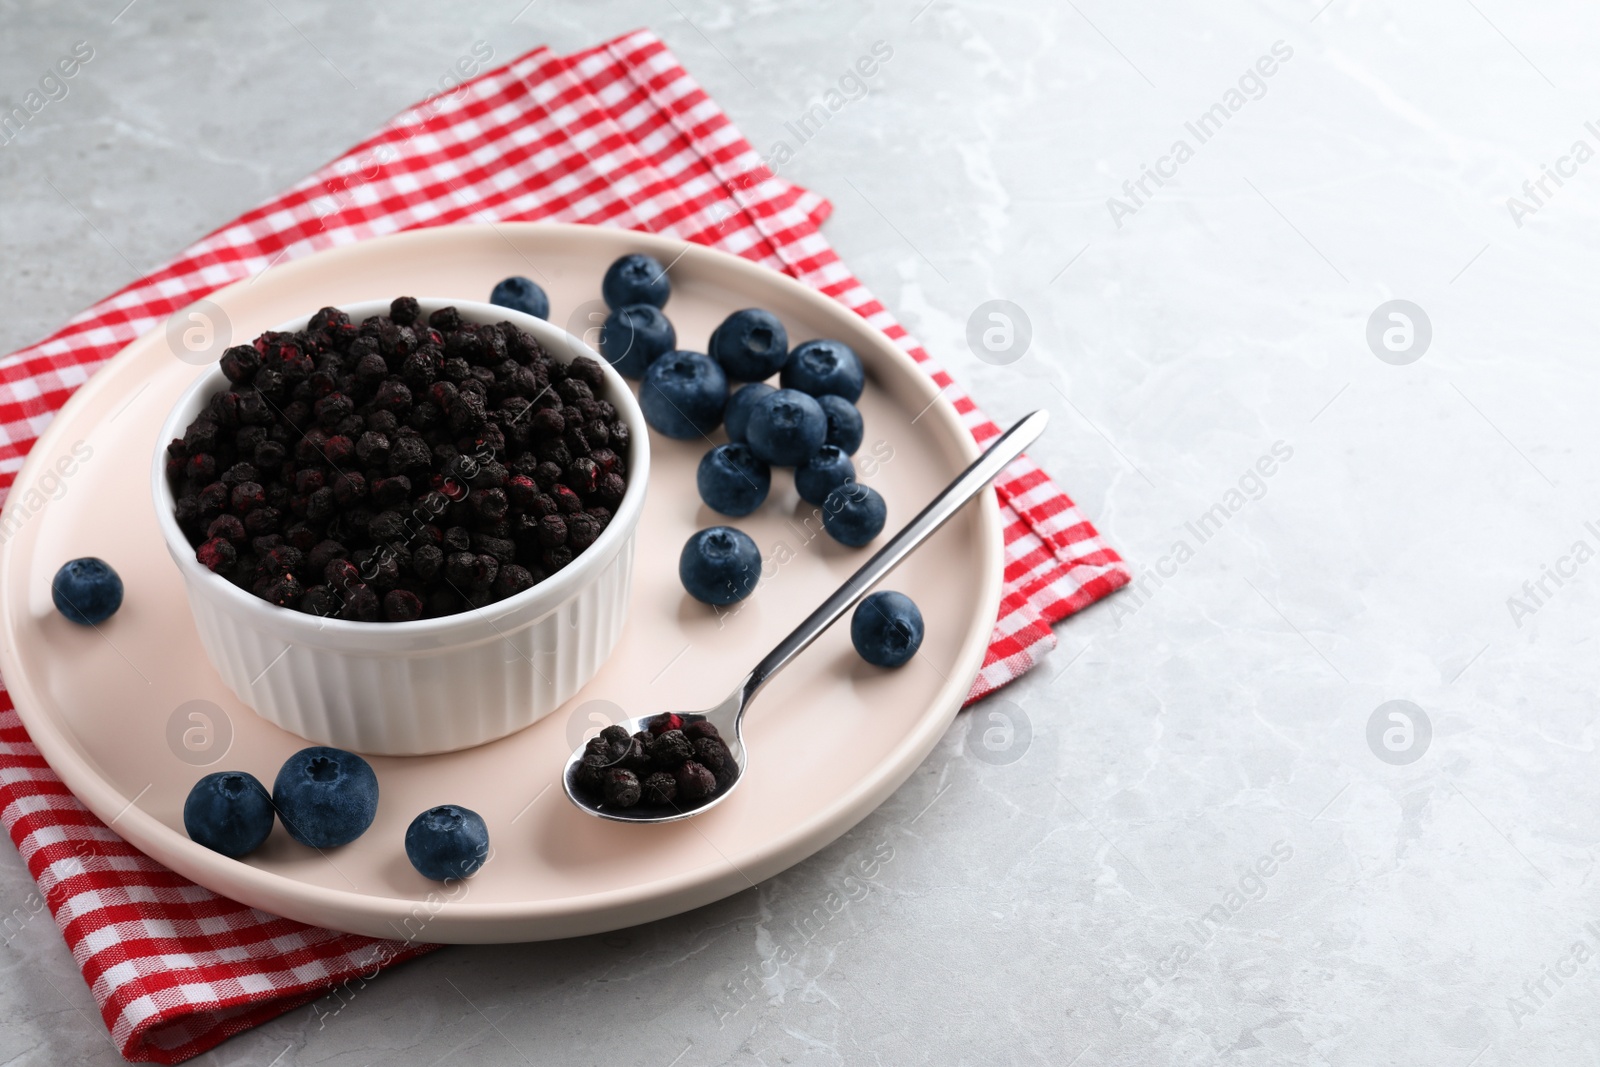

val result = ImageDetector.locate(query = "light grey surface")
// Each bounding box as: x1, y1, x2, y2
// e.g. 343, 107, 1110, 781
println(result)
1, 0, 1596, 1064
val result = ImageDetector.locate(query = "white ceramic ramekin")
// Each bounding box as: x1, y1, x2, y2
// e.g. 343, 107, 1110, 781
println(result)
152, 298, 649, 756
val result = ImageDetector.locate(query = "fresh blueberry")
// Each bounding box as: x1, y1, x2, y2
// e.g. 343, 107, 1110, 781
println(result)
710, 308, 788, 382
697, 443, 771, 517
850, 591, 924, 668
404, 804, 490, 881
183, 771, 275, 858
679, 526, 761, 605
816, 395, 864, 454
795, 446, 855, 506
489, 276, 549, 320
723, 382, 775, 444
599, 304, 676, 379
780, 339, 865, 402
745, 388, 827, 467
640, 351, 727, 439
51, 557, 123, 626
822, 482, 887, 547
272, 746, 379, 848
602, 253, 671, 309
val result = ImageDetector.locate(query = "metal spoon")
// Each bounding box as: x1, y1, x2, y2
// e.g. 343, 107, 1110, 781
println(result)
563, 409, 1050, 823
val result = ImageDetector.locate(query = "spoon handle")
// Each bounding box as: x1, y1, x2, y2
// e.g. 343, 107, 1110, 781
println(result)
741, 409, 1050, 701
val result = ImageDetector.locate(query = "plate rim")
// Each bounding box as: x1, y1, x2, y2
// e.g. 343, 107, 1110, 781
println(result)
0, 222, 1004, 939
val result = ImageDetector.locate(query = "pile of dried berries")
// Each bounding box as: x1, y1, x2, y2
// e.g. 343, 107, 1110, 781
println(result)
572, 714, 738, 810
166, 298, 631, 621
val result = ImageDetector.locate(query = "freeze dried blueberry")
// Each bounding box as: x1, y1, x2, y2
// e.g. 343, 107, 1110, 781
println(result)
188, 453, 219, 483
536, 438, 572, 469
563, 457, 599, 497
595, 472, 626, 508
300, 585, 340, 616
295, 430, 329, 464
306, 486, 336, 522
567, 513, 601, 551
370, 475, 411, 508
470, 487, 508, 523
684, 720, 721, 742
389, 296, 421, 326
353, 350, 389, 384
373, 379, 412, 414
491, 564, 534, 599
567, 356, 606, 391
243, 507, 282, 535
250, 534, 284, 558
197, 481, 228, 517
196, 537, 236, 572
207, 514, 246, 546
254, 439, 288, 470
412, 543, 445, 582
673, 761, 716, 801
533, 461, 563, 491
445, 551, 497, 591
323, 434, 355, 466
532, 407, 564, 440
221, 345, 260, 383
339, 585, 381, 621
552, 485, 583, 515
356, 431, 391, 466
383, 589, 424, 622
368, 510, 405, 542
693, 737, 737, 785
331, 472, 366, 505
306, 539, 347, 575
288, 516, 321, 547
574, 750, 607, 793
389, 435, 431, 473
185, 419, 220, 455
314, 392, 353, 429
254, 368, 288, 402
469, 460, 507, 490
261, 576, 303, 608
642, 771, 677, 806
599, 724, 632, 756
309, 306, 351, 332
536, 514, 567, 548
648, 729, 694, 767
325, 557, 361, 590
506, 474, 538, 509
602, 769, 641, 808
260, 545, 305, 578
466, 525, 507, 556
649, 713, 685, 736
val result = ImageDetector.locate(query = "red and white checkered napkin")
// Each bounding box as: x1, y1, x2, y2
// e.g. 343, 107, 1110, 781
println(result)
0, 29, 1127, 1063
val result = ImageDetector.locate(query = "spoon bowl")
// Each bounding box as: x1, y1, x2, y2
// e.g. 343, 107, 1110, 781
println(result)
562, 410, 1049, 823
561, 690, 748, 823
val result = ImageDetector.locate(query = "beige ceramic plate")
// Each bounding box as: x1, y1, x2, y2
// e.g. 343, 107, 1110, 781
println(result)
0, 224, 1001, 943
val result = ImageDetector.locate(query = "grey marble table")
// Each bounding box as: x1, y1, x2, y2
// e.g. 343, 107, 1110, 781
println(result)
3, 1, 1597, 1064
